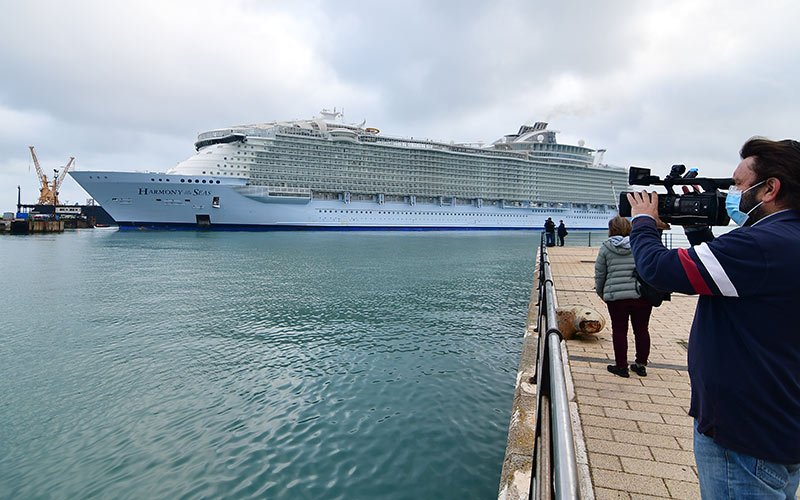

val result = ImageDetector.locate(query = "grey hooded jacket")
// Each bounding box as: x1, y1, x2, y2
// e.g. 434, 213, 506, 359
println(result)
594, 236, 641, 302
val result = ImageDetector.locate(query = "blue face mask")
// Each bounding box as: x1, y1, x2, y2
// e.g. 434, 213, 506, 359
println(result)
726, 180, 765, 226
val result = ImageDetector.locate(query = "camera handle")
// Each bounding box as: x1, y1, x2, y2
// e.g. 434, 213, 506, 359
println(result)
629, 165, 732, 194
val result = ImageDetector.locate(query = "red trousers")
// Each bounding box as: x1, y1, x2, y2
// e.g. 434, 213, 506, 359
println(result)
606, 298, 652, 368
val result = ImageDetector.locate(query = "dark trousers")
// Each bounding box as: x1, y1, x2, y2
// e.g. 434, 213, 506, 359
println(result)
558, 235, 565, 246
545, 232, 555, 246
606, 298, 652, 367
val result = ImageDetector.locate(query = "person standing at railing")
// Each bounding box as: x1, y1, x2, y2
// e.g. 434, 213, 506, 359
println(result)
626, 137, 800, 499
557, 220, 568, 246
594, 215, 651, 378
544, 217, 556, 247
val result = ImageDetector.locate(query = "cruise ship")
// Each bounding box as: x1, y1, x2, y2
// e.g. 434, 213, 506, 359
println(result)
69, 109, 628, 230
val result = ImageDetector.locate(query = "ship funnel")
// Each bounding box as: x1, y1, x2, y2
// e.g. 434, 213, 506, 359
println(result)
593, 149, 606, 166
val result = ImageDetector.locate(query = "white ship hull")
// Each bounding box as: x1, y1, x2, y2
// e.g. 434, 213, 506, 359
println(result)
70, 171, 617, 230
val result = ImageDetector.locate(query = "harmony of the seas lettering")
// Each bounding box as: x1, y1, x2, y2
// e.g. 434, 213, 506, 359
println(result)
138, 188, 211, 196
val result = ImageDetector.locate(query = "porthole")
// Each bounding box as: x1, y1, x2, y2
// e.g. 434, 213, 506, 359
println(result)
202, 180, 206, 183
195, 179, 200, 183
216, 180, 220, 184
181, 179, 185, 183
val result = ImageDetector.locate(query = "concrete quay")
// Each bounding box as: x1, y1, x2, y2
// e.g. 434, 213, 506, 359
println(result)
1, 218, 65, 234
501, 246, 702, 499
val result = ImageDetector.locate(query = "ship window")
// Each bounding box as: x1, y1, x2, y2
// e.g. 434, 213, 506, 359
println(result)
195, 180, 200, 183
181, 179, 185, 183
151, 178, 155, 181
216, 180, 220, 184
202, 180, 206, 183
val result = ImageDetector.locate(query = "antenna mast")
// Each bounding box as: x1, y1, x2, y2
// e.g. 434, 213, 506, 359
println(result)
610, 180, 619, 212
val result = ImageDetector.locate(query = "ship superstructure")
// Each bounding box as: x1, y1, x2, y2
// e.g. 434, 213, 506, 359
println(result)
70, 109, 628, 230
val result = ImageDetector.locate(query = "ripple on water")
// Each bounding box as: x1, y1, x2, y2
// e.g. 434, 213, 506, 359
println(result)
0, 231, 535, 500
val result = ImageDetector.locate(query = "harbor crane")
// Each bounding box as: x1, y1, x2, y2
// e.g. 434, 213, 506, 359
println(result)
29, 146, 74, 205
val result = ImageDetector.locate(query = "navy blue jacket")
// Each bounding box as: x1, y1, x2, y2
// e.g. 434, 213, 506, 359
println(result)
630, 210, 800, 464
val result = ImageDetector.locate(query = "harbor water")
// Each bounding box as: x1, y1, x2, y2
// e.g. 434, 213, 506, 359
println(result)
0, 229, 559, 500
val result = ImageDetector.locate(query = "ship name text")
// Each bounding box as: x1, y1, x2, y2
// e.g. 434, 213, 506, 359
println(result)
138, 188, 211, 196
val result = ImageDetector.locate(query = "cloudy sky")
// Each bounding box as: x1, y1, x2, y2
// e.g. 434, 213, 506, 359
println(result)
1, 0, 798, 209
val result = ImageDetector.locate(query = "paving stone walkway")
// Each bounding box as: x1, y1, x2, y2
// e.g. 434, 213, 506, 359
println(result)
549, 246, 701, 500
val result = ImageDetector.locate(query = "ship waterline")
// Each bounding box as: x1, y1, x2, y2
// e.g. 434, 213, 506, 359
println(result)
70, 110, 628, 230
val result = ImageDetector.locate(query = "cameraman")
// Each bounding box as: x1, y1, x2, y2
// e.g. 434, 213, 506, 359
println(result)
626, 137, 800, 499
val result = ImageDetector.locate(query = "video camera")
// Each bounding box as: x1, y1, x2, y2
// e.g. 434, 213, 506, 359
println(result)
618, 165, 733, 226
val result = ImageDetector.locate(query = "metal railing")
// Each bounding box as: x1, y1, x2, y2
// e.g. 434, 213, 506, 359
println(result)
546, 229, 676, 248
530, 232, 580, 499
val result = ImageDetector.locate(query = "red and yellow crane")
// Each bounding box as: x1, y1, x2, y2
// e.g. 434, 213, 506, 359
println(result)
29, 146, 74, 205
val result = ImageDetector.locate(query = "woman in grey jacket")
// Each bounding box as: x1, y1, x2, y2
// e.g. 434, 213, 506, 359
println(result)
594, 216, 652, 378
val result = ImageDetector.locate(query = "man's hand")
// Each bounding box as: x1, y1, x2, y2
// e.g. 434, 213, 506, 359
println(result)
626, 191, 670, 229
626, 191, 658, 218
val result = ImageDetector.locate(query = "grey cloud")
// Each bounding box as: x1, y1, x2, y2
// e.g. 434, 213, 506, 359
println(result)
1, 0, 800, 209
312, 0, 649, 126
